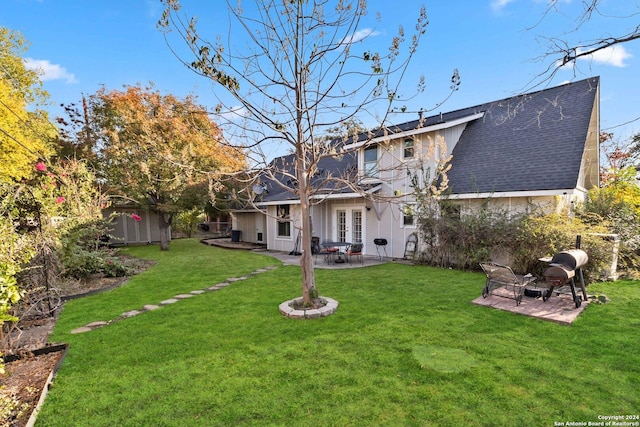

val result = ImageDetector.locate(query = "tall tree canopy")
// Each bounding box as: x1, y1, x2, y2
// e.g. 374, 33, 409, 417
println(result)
89, 84, 245, 250
159, 1, 455, 304
0, 27, 56, 182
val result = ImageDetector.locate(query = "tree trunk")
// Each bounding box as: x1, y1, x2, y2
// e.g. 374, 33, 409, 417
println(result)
293, 2, 317, 306
297, 154, 316, 305
299, 196, 316, 304
158, 212, 173, 251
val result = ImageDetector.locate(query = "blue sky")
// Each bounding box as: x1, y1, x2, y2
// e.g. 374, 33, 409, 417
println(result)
3, 0, 639, 154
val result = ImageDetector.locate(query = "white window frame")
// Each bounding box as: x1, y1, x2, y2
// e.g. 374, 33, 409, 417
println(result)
402, 204, 416, 228
403, 138, 415, 159
363, 145, 378, 177
276, 204, 291, 238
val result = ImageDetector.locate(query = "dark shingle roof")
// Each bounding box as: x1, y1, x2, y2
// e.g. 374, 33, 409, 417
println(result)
258, 151, 357, 203
445, 77, 599, 194
257, 77, 599, 202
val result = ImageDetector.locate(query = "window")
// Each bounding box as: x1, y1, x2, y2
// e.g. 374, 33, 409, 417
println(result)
364, 146, 378, 176
403, 204, 415, 226
403, 138, 414, 159
277, 204, 291, 237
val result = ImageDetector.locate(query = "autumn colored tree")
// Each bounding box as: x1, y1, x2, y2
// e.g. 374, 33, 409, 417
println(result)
0, 27, 56, 183
577, 131, 640, 274
598, 131, 640, 212
158, 1, 455, 306
88, 84, 245, 250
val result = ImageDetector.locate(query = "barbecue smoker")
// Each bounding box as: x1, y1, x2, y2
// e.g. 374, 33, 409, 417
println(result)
542, 249, 588, 308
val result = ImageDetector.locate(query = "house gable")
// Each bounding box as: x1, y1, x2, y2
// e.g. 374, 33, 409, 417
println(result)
445, 77, 600, 196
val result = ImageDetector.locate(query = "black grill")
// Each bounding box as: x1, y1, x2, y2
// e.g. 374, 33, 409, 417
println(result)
374, 238, 388, 259
542, 249, 588, 308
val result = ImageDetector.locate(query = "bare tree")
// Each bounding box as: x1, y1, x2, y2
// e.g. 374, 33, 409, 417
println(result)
531, 1, 640, 84
158, 0, 457, 306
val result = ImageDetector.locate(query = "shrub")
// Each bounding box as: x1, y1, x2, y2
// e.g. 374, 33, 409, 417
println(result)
415, 199, 614, 284
579, 186, 640, 277
416, 199, 523, 270
173, 208, 205, 238
58, 219, 130, 279
510, 210, 612, 283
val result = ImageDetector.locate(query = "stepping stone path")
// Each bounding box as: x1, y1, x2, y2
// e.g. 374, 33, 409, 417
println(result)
70, 266, 279, 334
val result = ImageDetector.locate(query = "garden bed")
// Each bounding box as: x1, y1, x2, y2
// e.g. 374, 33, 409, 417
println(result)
1, 344, 68, 427
1, 255, 155, 426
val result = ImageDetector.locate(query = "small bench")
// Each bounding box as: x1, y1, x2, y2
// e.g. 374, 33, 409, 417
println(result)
479, 262, 535, 306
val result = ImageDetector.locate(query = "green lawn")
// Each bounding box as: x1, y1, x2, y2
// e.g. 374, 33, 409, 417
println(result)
38, 239, 639, 426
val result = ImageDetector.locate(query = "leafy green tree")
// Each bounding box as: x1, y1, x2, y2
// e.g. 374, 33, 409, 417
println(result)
582, 163, 640, 275
0, 27, 57, 370
88, 84, 245, 250
0, 27, 56, 183
174, 208, 205, 238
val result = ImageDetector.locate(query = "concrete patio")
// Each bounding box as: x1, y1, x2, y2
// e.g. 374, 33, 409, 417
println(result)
200, 238, 390, 269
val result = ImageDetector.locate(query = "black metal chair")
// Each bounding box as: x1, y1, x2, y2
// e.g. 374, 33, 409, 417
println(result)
346, 243, 364, 265
311, 237, 320, 255
319, 240, 338, 263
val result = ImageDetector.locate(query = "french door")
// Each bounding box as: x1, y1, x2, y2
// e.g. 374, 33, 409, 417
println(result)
335, 208, 363, 244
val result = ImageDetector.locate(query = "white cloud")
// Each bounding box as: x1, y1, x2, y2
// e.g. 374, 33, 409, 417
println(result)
491, 0, 515, 12
24, 58, 77, 83
342, 28, 381, 45
218, 105, 248, 122
577, 45, 632, 68
558, 45, 632, 70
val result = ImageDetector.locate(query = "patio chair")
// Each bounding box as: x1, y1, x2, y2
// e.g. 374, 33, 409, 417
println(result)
346, 243, 363, 265
479, 262, 535, 306
319, 240, 338, 263
311, 237, 320, 255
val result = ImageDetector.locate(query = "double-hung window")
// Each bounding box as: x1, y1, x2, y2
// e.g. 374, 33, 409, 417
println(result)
403, 138, 414, 159
403, 204, 415, 227
364, 145, 378, 177
277, 205, 291, 237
